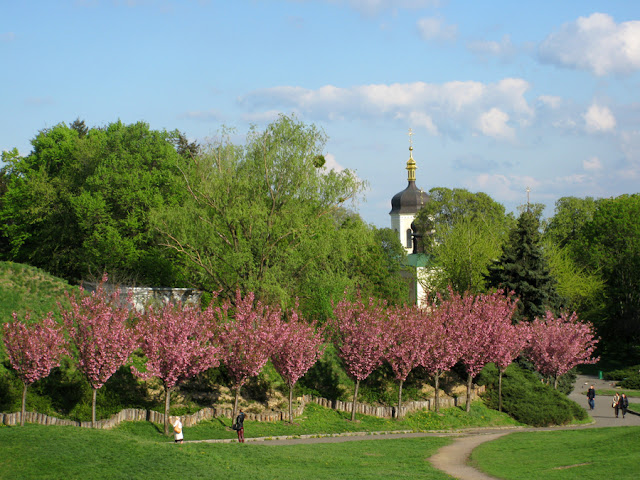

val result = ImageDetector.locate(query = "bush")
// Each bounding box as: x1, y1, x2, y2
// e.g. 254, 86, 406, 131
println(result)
477, 363, 587, 426
619, 374, 640, 390
603, 365, 640, 381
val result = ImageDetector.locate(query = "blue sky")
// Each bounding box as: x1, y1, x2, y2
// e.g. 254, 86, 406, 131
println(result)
2, 0, 640, 227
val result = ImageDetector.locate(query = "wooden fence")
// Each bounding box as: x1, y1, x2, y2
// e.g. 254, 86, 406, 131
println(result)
0, 385, 484, 429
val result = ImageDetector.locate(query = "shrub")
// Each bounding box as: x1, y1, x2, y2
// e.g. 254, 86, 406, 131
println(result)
477, 363, 587, 426
619, 374, 640, 390
603, 365, 640, 381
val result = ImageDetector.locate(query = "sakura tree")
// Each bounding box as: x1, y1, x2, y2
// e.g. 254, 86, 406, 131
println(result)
332, 294, 390, 422
485, 294, 523, 412
133, 301, 221, 435
422, 292, 464, 413
270, 303, 326, 423
526, 311, 599, 389
61, 275, 138, 427
458, 290, 517, 412
386, 305, 426, 418
215, 290, 280, 422
3, 313, 68, 426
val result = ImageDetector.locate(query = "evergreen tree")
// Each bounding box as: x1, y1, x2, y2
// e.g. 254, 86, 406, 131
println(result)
485, 209, 562, 322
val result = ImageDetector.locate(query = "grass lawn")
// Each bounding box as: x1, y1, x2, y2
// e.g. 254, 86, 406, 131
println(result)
114, 402, 520, 442
0, 424, 455, 480
470, 426, 640, 480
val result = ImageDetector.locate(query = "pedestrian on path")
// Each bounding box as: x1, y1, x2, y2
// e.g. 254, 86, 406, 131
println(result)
612, 392, 621, 417
172, 416, 184, 444
618, 393, 629, 418
587, 385, 596, 410
234, 409, 245, 443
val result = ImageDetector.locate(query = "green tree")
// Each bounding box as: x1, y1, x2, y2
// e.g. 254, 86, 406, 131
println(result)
0, 121, 190, 285
544, 196, 598, 247
485, 209, 562, 322
570, 194, 640, 348
413, 187, 512, 294
153, 115, 369, 312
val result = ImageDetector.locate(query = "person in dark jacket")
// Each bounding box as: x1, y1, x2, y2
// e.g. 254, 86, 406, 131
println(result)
618, 393, 629, 419
235, 409, 245, 443
587, 385, 596, 410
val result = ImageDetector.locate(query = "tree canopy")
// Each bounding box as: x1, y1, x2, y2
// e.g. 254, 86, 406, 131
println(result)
0, 121, 193, 285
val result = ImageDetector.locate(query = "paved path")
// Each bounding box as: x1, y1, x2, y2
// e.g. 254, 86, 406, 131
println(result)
185, 374, 638, 479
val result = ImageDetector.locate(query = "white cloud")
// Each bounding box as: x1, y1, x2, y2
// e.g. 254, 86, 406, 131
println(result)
322, 153, 345, 172
537, 95, 562, 109
241, 110, 284, 123
583, 156, 602, 171
417, 17, 457, 42
584, 104, 616, 133
476, 108, 514, 140
471, 173, 540, 203
239, 79, 533, 141
539, 13, 640, 76
467, 34, 515, 60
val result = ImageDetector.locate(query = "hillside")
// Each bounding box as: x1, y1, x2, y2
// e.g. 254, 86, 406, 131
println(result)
0, 261, 79, 324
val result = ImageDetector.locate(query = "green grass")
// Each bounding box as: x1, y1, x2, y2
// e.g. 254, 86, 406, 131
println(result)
115, 401, 520, 442
471, 426, 640, 480
594, 389, 640, 398
0, 423, 455, 480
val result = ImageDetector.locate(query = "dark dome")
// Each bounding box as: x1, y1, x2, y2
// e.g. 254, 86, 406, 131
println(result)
390, 181, 429, 215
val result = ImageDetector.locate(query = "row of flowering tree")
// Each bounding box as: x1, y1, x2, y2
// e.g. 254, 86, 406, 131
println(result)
3, 278, 598, 429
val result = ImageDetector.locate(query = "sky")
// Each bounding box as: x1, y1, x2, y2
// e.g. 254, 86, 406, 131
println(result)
2, 0, 640, 228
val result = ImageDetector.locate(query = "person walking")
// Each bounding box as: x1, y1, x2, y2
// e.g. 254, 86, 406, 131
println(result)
234, 409, 246, 443
613, 392, 621, 417
587, 385, 596, 410
172, 416, 184, 444
618, 393, 629, 419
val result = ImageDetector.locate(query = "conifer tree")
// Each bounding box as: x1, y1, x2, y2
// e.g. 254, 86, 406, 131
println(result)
485, 209, 562, 322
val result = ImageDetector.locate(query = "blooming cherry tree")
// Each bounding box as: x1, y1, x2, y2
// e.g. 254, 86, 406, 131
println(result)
215, 290, 280, 422
422, 292, 464, 413
61, 275, 138, 427
526, 311, 599, 389
386, 305, 426, 417
458, 290, 518, 412
3, 313, 68, 426
133, 301, 221, 435
332, 295, 390, 421
270, 304, 326, 423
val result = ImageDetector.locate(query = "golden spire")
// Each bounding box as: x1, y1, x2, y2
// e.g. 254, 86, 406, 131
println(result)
406, 128, 416, 182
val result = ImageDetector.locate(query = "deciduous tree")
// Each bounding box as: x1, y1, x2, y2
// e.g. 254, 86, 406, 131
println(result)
215, 290, 280, 422
2, 313, 67, 426
133, 301, 221, 435
386, 305, 426, 417
332, 295, 390, 421
526, 311, 599, 389
270, 304, 326, 423
61, 275, 138, 427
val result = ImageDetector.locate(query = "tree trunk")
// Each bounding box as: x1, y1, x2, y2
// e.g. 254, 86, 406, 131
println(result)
351, 379, 360, 422
553, 375, 559, 390
397, 380, 404, 419
232, 386, 241, 425
164, 385, 172, 436
288, 382, 294, 424
498, 369, 503, 413
20, 383, 27, 427
466, 374, 472, 413
92, 388, 97, 428
434, 372, 440, 414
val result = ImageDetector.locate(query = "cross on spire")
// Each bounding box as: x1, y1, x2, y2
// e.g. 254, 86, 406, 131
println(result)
408, 128, 413, 148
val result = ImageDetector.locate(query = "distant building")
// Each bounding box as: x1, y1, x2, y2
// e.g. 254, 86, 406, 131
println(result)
389, 133, 432, 306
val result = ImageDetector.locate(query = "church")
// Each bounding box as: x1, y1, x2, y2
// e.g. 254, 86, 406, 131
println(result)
389, 132, 432, 306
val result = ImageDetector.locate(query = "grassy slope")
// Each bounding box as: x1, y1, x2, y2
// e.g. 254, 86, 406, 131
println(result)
471, 426, 640, 480
0, 424, 455, 480
0, 261, 77, 323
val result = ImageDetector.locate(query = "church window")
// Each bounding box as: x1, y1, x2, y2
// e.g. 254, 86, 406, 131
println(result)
406, 229, 412, 249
